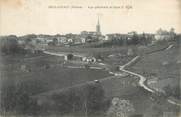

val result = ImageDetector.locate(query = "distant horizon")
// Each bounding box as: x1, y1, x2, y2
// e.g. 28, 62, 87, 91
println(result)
0, 28, 180, 37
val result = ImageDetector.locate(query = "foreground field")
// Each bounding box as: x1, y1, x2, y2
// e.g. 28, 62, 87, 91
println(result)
1, 44, 180, 117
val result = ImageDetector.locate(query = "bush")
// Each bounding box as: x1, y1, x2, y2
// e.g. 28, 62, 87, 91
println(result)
107, 98, 135, 117
40, 83, 106, 115
0, 81, 44, 115
0, 80, 106, 116
163, 85, 180, 99
67, 54, 74, 60
84, 83, 105, 114
51, 90, 82, 114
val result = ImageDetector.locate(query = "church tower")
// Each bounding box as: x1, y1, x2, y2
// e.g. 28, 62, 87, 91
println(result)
96, 17, 101, 35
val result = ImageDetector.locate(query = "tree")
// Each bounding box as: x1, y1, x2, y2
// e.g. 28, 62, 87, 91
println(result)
22, 34, 37, 45
107, 97, 135, 117
51, 90, 82, 114
0, 84, 17, 112
67, 54, 74, 60
169, 28, 176, 40
140, 33, 147, 45
84, 83, 105, 114
169, 28, 175, 34
0, 35, 22, 54
0, 82, 39, 114
163, 85, 180, 99
172, 86, 180, 99
131, 33, 139, 45
53, 38, 58, 45
163, 85, 172, 97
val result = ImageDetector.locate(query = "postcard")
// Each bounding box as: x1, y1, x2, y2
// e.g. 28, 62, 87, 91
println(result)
0, 0, 180, 117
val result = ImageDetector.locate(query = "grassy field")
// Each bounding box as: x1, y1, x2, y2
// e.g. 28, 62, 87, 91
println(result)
129, 43, 180, 79
0, 54, 112, 96
127, 43, 180, 99
1, 44, 180, 117
31, 75, 180, 117
47, 46, 138, 69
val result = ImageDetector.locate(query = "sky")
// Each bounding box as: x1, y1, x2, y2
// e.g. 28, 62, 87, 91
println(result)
0, 0, 181, 36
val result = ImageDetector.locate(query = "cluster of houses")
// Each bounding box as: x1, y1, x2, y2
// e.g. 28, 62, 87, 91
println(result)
16, 33, 103, 50
105, 32, 154, 41
17, 18, 104, 48
35, 32, 105, 46
106, 28, 176, 41
2, 17, 177, 48
36, 34, 86, 46
17, 26, 177, 49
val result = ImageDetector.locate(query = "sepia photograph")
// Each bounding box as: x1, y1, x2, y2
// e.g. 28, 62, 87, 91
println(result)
0, 0, 181, 117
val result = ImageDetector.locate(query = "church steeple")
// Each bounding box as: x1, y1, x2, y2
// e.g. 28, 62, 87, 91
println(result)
97, 17, 100, 25
96, 17, 101, 35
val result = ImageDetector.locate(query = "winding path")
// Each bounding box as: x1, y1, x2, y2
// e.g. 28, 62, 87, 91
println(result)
118, 45, 181, 106
121, 68, 155, 93
44, 51, 85, 58
43, 51, 154, 94
167, 98, 181, 106
42, 46, 180, 106
119, 55, 181, 106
